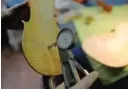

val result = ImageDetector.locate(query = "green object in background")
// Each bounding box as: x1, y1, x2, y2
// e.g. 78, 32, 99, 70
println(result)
73, 5, 128, 85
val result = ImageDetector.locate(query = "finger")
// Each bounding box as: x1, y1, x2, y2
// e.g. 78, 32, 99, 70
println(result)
56, 71, 99, 89
8, 0, 28, 12
71, 71, 99, 89
1, 0, 29, 18
20, 6, 30, 22
56, 82, 65, 89
10, 0, 30, 22
10, 21, 24, 30
54, 9, 60, 17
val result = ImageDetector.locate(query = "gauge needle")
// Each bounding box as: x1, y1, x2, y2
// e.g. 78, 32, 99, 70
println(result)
64, 38, 67, 47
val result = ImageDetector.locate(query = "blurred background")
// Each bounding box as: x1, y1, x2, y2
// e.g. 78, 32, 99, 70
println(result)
1, 0, 128, 89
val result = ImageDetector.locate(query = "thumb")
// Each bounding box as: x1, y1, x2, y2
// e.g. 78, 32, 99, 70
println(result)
56, 71, 99, 89
1, 0, 28, 18
9, 0, 30, 22
8, 0, 28, 12
71, 71, 99, 89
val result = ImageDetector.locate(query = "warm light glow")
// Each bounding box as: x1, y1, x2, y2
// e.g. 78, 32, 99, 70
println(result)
82, 23, 128, 67
105, 23, 128, 52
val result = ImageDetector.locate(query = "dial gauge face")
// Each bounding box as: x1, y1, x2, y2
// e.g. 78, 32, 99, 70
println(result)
57, 28, 74, 50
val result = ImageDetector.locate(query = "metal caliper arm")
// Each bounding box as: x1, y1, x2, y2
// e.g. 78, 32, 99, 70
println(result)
59, 50, 80, 88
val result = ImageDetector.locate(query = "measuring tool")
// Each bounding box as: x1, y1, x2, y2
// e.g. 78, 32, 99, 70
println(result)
56, 28, 89, 88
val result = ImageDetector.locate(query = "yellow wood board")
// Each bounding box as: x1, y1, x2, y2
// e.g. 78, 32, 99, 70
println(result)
22, 0, 62, 75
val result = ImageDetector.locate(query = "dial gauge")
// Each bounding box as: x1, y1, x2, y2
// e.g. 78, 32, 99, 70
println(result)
57, 28, 75, 50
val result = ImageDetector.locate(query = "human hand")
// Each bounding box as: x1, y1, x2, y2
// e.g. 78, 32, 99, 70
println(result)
1, 0, 30, 30
56, 71, 99, 89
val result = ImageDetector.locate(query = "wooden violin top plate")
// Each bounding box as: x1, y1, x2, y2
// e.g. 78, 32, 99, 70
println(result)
82, 23, 128, 67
